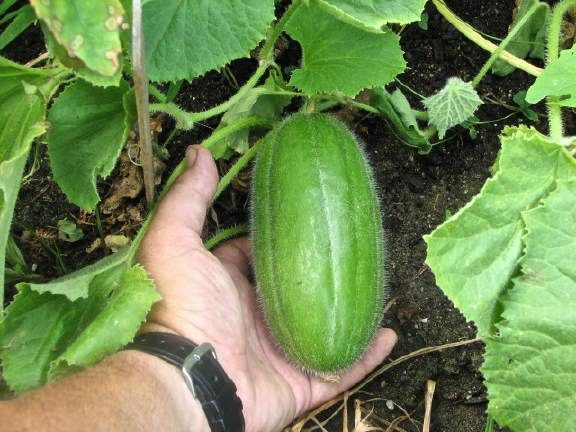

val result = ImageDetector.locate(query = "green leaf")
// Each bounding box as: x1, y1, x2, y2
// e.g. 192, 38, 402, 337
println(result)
0, 57, 61, 310
370, 87, 431, 153
0, 0, 19, 17
526, 46, 576, 107
18, 247, 130, 302
423, 78, 482, 139
492, 0, 549, 76
49, 265, 159, 380
29, 0, 125, 82
424, 126, 576, 335
513, 90, 538, 122
42, 27, 121, 88
212, 74, 291, 159
57, 218, 84, 243
0, 5, 37, 51
0, 251, 159, 392
142, 0, 275, 82
47, 79, 131, 210
285, 1, 405, 97
483, 179, 576, 431
316, 0, 428, 31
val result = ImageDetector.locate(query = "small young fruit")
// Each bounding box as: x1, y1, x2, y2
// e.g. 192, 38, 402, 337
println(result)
251, 113, 385, 373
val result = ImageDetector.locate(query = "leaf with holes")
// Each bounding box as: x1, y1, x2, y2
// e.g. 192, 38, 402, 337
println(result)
30, 0, 125, 85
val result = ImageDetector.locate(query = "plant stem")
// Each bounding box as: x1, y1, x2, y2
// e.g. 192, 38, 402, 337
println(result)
259, 0, 302, 61
202, 116, 273, 152
94, 206, 106, 251
149, 63, 269, 129
132, 0, 155, 206
545, 0, 576, 141
148, 84, 166, 103
472, 2, 540, 87
204, 225, 249, 250
431, 0, 542, 77
213, 141, 260, 202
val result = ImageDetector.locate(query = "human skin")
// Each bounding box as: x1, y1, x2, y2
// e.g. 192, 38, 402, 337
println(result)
0, 146, 397, 432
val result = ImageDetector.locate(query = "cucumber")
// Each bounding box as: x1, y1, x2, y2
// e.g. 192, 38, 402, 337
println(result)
251, 113, 385, 373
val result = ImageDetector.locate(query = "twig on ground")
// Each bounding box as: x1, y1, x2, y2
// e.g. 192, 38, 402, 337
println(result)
423, 380, 437, 432
290, 337, 481, 431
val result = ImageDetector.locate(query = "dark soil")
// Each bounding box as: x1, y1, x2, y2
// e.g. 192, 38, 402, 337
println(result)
4, 0, 573, 431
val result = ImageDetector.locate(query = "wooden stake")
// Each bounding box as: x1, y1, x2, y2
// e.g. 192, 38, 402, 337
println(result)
132, 0, 155, 206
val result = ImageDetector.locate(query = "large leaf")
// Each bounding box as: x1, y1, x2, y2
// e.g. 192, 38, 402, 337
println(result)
423, 78, 482, 139
48, 265, 159, 380
0, 57, 61, 310
142, 0, 275, 82
424, 127, 576, 336
47, 79, 131, 210
492, 0, 549, 76
526, 46, 576, 107
18, 248, 130, 301
285, 1, 405, 97
483, 179, 576, 431
316, 0, 428, 31
29, 0, 125, 84
0, 249, 159, 392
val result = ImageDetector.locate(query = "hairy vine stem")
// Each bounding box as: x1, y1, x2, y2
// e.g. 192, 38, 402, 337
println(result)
546, 0, 576, 141
149, 63, 270, 128
431, 0, 543, 77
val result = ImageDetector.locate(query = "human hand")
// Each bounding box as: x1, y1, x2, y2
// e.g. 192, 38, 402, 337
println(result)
139, 145, 397, 432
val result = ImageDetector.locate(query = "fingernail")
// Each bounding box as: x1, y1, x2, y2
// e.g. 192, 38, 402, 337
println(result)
186, 145, 198, 167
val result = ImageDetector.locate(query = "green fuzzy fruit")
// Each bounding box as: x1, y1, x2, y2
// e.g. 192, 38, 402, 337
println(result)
251, 113, 385, 373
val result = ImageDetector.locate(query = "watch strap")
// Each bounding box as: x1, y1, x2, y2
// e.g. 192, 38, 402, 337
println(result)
126, 332, 245, 432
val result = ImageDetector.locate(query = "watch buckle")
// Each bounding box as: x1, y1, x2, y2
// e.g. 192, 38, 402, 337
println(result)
181, 342, 216, 398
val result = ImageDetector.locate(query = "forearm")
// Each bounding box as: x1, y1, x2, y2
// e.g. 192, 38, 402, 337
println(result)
0, 350, 210, 432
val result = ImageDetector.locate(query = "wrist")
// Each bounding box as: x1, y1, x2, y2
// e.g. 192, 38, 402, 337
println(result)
125, 332, 246, 431
116, 350, 210, 432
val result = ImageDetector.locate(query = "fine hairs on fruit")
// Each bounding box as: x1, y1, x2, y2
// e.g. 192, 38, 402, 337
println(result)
251, 112, 387, 375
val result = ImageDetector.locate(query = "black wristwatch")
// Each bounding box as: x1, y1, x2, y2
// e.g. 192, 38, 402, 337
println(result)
126, 332, 245, 432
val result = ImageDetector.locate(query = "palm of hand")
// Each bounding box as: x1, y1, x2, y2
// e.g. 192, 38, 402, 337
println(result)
139, 147, 397, 432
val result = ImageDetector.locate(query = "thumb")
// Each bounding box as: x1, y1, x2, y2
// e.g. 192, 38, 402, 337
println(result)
147, 145, 219, 243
